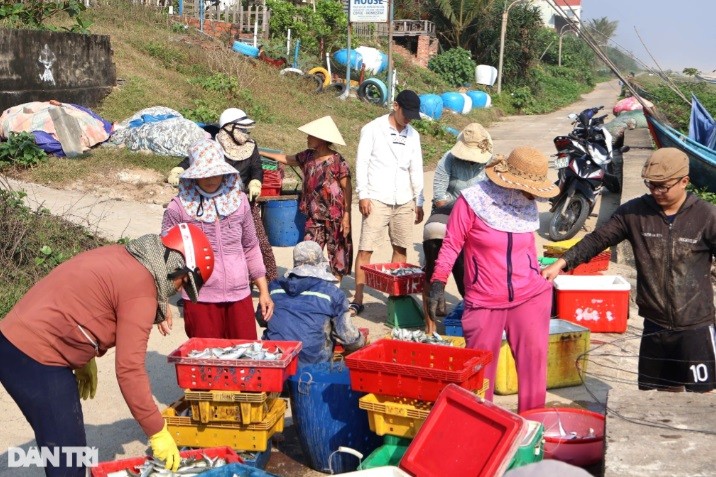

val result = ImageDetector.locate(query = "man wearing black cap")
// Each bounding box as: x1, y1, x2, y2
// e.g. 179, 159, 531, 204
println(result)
542, 148, 716, 393
350, 90, 425, 316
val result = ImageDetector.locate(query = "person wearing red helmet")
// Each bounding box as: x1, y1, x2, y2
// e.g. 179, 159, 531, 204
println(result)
0, 223, 214, 476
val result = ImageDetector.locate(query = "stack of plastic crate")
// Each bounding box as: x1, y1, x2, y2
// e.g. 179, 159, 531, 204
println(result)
260, 158, 283, 197
543, 239, 611, 275
345, 339, 492, 469
164, 338, 303, 468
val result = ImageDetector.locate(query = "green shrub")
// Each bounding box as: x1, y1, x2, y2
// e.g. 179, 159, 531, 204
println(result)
688, 185, 716, 205
0, 132, 48, 169
0, 0, 91, 33
428, 48, 476, 87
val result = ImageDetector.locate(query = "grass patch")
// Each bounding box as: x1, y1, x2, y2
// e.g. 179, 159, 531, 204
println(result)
0, 183, 109, 317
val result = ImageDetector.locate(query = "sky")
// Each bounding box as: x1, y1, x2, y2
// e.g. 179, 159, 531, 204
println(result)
581, 0, 715, 74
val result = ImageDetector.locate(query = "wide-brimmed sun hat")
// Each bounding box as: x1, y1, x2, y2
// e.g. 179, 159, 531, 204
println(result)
641, 147, 689, 181
219, 107, 255, 129
297, 116, 346, 146
182, 139, 237, 179
485, 146, 559, 198
285, 240, 336, 282
450, 123, 493, 164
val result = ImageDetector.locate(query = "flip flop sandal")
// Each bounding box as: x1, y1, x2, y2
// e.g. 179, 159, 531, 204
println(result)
348, 302, 365, 317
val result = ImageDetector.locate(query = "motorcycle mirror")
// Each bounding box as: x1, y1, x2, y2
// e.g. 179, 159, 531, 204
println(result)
620, 146, 631, 153
568, 113, 578, 120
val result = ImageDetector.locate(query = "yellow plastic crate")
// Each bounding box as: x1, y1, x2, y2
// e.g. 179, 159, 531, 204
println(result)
184, 390, 279, 425
359, 393, 432, 438
358, 379, 489, 439
494, 319, 590, 396
543, 238, 582, 256
163, 397, 286, 451
383, 334, 466, 348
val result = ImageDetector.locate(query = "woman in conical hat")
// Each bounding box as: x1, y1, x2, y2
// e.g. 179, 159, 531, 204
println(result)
262, 116, 352, 283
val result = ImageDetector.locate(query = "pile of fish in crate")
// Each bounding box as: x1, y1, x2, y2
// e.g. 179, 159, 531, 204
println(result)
92, 339, 302, 477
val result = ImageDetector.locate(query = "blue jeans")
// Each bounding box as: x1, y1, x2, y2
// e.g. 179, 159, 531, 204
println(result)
0, 332, 87, 477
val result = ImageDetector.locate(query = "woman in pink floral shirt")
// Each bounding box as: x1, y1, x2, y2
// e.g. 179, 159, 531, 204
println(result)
262, 116, 352, 282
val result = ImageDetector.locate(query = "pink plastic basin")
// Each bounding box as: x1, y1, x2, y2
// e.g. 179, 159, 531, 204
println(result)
520, 407, 605, 467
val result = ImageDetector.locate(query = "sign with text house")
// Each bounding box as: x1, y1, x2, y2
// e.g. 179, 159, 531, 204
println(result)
349, 0, 388, 23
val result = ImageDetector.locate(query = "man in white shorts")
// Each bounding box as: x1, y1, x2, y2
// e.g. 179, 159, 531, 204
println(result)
350, 90, 425, 315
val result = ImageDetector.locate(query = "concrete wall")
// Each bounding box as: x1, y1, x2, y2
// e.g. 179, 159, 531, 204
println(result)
0, 28, 116, 112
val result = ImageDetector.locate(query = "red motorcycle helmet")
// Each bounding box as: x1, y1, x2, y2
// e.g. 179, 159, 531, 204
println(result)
161, 223, 214, 299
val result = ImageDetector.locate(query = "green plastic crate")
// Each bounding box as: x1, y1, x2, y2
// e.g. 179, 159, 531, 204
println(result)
386, 296, 425, 329
507, 420, 544, 470
357, 439, 411, 470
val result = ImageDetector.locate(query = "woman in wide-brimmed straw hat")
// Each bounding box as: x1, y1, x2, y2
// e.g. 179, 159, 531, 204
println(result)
162, 138, 274, 340
262, 116, 353, 283
422, 123, 493, 332
428, 146, 558, 414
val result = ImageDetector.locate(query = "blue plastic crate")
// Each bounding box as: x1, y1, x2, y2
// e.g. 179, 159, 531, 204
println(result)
240, 440, 272, 470
200, 462, 279, 477
443, 301, 464, 337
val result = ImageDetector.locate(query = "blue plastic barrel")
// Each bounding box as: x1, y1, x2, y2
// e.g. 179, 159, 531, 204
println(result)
232, 41, 259, 58
288, 362, 382, 474
262, 200, 306, 247
441, 92, 465, 114
379, 52, 388, 73
333, 49, 364, 70
460, 93, 473, 114
419, 94, 443, 120
466, 90, 491, 108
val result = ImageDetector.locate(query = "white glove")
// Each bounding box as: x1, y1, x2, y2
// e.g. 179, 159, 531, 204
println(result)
248, 179, 262, 201
167, 167, 184, 186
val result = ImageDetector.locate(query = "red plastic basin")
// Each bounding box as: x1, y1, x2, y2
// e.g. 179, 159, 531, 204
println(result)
520, 407, 605, 467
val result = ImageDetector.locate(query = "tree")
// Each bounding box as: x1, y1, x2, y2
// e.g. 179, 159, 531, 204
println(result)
682, 67, 699, 77
585, 17, 618, 50
433, 0, 491, 49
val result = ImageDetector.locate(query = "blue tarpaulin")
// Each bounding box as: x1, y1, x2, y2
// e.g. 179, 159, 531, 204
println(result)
688, 94, 716, 150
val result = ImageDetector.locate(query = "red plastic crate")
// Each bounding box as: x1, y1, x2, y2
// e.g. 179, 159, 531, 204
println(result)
260, 186, 281, 197
361, 263, 424, 296
345, 339, 492, 402
554, 275, 630, 333
168, 338, 302, 392
568, 251, 611, 275
91, 446, 241, 477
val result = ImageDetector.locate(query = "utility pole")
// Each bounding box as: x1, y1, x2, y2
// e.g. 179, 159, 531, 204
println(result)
496, 0, 525, 95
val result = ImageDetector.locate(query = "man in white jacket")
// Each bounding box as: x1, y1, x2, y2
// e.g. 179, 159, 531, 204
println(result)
349, 90, 425, 316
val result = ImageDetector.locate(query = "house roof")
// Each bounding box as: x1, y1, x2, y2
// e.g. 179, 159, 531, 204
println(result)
554, 0, 581, 6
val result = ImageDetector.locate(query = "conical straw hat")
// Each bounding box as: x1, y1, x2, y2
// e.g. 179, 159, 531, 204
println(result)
298, 116, 346, 146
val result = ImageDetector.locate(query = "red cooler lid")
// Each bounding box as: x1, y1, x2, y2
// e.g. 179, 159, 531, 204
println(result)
400, 384, 526, 477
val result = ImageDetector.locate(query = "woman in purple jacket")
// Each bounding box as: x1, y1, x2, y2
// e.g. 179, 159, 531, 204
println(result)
428, 146, 559, 413
162, 139, 274, 339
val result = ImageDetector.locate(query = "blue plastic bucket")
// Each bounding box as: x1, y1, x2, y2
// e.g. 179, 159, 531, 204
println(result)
441, 92, 465, 113
288, 362, 381, 474
419, 94, 443, 120
262, 200, 306, 247
232, 41, 259, 58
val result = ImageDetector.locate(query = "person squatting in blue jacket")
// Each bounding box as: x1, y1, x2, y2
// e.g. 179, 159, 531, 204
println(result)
262, 241, 366, 364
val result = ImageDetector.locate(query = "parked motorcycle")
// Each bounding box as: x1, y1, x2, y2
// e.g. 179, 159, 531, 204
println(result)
548, 106, 630, 241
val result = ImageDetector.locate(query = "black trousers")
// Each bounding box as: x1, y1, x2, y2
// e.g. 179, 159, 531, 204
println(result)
0, 333, 87, 477
423, 238, 465, 298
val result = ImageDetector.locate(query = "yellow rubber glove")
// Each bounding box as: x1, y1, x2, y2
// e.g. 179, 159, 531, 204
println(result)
167, 167, 185, 186
248, 179, 262, 201
149, 423, 181, 472
74, 358, 97, 400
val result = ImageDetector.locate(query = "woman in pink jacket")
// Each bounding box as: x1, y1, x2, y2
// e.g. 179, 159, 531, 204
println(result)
428, 146, 558, 413
162, 139, 273, 339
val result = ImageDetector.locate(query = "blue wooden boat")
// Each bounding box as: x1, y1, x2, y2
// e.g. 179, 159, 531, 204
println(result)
645, 109, 716, 193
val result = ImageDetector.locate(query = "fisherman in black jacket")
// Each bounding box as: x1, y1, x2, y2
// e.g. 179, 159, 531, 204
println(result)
542, 148, 716, 392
